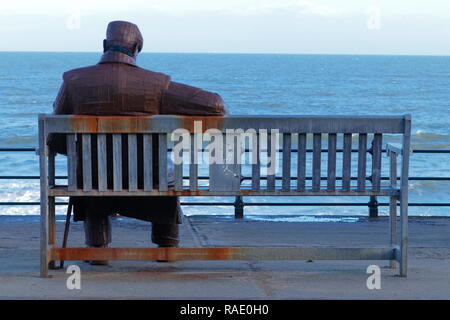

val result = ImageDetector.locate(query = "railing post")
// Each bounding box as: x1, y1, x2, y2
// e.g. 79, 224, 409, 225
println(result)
234, 196, 244, 219
368, 196, 379, 218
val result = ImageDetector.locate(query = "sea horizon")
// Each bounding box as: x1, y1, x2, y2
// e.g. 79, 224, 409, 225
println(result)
2, 51, 450, 57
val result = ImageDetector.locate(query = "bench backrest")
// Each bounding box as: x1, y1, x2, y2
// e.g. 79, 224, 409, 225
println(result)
39, 114, 411, 196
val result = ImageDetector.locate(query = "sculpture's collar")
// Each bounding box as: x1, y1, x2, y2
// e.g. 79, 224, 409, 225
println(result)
98, 49, 137, 67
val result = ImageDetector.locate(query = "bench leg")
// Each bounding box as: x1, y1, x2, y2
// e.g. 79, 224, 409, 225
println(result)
39, 117, 50, 278
399, 116, 411, 277
389, 196, 398, 269
399, 193, 408, 277
40, 197, 49, 278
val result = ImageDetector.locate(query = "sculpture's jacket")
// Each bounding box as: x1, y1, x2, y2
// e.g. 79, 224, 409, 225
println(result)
48, 51, 226, 224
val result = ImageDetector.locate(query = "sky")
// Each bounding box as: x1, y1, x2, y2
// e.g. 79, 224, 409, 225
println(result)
1, 0, 450, 55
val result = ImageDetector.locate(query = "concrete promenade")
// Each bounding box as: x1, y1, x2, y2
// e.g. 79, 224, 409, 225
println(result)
0, 215, 449, 299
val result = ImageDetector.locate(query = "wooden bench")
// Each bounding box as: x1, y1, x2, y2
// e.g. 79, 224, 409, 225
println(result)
38, 114, 411, 277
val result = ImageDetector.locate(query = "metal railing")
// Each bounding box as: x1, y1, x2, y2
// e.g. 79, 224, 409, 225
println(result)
1, 147, 450, 218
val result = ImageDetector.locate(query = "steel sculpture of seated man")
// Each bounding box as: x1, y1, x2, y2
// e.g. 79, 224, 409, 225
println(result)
48, 21, 227, 265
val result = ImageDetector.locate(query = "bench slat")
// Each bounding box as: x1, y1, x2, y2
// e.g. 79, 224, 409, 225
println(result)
251, 133, 260, 191
174, 141, 183, 191
312, 134, 321, 191
66, 134, 77, 191
190, 134, 198, 191
372, 133, 383, 191
357, 134, 367, 191
267, 133, 276, 191
128, 134, 138, 192
342, 133, 352, 191
112, 134, 122, 191
282, 133, 291, 191
159, 134, 168, 191
97, 134, 107, 191
50, 186, 399, 197
82, 134, 92, 191
297, 133, 306, 191
327, 133, 337, 191
143, 134, 153, 191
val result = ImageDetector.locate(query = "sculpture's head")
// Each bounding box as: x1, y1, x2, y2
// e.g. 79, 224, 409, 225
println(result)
103, 21, 143, 59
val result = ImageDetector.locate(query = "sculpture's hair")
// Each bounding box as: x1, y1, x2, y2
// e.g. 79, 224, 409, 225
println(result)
104, 21, 143, 53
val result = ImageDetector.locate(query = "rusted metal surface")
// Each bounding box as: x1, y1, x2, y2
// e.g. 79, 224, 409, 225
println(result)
49, 247, 396, 261
44, 115, 407, 134
46, 115, 227, 134
49, 247, 234, 261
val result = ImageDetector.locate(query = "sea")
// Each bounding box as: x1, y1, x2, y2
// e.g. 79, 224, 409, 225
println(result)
0, 52, 449, 218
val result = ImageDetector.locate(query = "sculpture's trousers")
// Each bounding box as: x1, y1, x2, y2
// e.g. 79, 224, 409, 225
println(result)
84, 213, 179, 247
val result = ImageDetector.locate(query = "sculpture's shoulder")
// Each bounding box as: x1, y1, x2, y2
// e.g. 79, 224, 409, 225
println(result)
131, 65, 171, 86
63, 63, 170, 88
62, 64, 103, 81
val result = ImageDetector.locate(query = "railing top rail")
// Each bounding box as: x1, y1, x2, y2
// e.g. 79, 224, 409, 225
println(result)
40, 114, 409, 134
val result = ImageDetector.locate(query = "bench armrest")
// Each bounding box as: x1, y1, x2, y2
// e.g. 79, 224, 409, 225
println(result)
385, 143, 412, 157
386, 143, 412, 190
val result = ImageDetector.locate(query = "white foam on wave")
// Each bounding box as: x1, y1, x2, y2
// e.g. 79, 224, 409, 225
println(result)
0, 181, 448, 217
0, 181, 40, 215
247, 216, 360, 223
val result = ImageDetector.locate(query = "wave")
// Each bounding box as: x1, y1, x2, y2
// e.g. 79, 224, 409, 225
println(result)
243, 215, 360, 223
410, 131, 450, 149
0, 180, 448, 216
414, 129, 449, 138
0, 136, 37, 146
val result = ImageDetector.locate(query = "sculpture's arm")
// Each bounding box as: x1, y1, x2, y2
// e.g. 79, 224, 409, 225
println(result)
160, 81, 227, 116
47, 81, 72, 154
